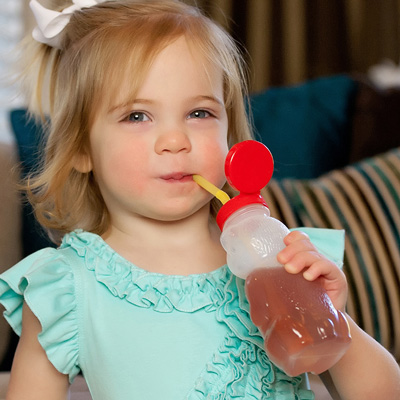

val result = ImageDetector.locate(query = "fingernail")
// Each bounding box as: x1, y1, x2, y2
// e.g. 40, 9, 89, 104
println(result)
285, 263, 296, 273
303, 271, 313, 281
277, 252, 285, 263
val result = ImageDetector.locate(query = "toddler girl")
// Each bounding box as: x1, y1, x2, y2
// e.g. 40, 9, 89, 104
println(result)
1, 1, 399, 399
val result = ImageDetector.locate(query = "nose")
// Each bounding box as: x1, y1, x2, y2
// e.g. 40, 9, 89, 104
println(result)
155, 126, 192, 154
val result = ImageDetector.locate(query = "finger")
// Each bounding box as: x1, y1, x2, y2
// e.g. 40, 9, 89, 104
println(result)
283, 250, 324, 275
304, 260, 348, 308
285, 253, 344, 284
302, 259, 344, 282
278, 236, 316, 265
283, 230, 310, 245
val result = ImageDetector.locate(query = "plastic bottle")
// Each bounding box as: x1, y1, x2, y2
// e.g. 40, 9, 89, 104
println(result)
216, 140, 352, 377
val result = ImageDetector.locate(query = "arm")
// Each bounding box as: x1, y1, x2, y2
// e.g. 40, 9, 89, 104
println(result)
329, 315, 400, 400
278, 230, 400, 400
6, 302, 69, 400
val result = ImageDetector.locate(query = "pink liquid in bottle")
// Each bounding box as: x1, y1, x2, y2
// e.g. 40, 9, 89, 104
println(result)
246, 267, 351, 376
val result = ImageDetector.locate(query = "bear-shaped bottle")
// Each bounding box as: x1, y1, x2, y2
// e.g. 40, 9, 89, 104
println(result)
217, 141, 351, 377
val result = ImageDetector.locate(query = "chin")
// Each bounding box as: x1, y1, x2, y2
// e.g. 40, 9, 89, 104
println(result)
152, 203, 210, 222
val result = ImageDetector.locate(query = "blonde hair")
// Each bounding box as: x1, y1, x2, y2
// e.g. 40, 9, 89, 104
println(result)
22, 0, 254, 243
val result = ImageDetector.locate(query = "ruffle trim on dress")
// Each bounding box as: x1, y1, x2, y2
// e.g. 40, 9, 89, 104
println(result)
189, 274, 315, 399
62, 230, 229, 313
0, 249, 80, 382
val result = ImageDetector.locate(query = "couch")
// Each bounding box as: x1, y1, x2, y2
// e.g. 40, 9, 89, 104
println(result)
1, 75, 399, 399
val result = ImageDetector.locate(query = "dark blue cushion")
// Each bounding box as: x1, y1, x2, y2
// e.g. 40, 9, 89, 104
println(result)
10, 109, 55, 256
250, 75, 358, 179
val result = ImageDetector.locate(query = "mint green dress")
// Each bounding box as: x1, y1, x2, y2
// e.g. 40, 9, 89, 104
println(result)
0, 228, 344, 399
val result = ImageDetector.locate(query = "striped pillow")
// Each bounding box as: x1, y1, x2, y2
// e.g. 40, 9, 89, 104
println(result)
263, 148, 400, 361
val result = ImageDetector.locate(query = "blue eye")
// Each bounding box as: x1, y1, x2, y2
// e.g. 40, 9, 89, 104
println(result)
126, 112, 150, 122
188, 110, 211, 119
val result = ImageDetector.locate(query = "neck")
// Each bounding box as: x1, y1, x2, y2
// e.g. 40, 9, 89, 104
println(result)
102, 206, 226, 275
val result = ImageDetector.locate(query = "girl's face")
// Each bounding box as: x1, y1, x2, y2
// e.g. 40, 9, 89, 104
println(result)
87, 36, 229, 225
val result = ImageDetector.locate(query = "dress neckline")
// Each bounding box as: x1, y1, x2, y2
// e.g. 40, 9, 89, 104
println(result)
61, 230, 230, 313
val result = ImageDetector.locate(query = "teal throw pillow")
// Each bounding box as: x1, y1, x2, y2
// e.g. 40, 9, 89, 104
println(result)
251, 75, 358, 179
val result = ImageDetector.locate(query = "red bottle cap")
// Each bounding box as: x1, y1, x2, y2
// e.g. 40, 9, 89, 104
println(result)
216, 140, 274, 230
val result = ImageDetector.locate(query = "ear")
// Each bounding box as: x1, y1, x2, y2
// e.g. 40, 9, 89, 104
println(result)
73, 152, 93, 173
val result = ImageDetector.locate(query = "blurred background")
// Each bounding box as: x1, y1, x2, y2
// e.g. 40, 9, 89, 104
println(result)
1, 0, 400, 139
185, 0, 400, 92
4, 0, 399, 141
2, 1, 400, 105
0, 2, 399, 157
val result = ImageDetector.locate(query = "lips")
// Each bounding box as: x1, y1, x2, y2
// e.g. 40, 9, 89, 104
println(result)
161, 173, 193, 182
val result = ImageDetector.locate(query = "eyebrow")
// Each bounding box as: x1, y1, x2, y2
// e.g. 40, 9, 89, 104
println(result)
192, 95, 225, 107
109, 94, 224, 114
108, 99, 153, 114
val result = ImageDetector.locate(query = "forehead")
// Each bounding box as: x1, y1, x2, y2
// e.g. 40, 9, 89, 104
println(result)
100, 36, 225, 112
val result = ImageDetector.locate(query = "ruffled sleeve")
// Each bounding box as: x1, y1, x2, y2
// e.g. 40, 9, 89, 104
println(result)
0, 248, 80, 382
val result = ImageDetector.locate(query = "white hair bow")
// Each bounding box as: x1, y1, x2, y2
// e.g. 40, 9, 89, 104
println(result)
30, 0, 106, 49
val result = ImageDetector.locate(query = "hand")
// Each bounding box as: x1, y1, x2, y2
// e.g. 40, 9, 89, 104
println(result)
277, 230, 348, 312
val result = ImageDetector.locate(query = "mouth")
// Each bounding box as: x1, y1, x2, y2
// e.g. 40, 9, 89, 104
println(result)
160, 173, 193, 183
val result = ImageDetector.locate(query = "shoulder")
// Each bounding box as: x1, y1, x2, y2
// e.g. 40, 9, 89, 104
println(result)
0, 234, 84, 336
7, 229, 97, 282
0, 241, 83, 381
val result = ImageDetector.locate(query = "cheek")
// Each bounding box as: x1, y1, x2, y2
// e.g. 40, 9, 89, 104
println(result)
95, 142, 149, 193
201, 140, 229, 187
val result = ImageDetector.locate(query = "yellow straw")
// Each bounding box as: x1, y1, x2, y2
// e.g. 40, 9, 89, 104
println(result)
193, 174, 230, 205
